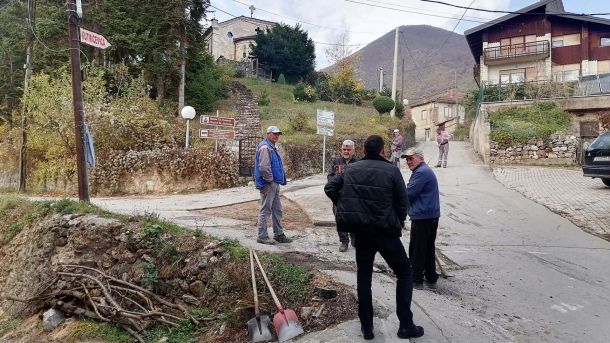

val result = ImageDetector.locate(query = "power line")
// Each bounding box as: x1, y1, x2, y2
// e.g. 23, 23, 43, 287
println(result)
362, 0, 494, 22
209, 4, 368, 47
344, 0, 488, 24
420, 0, 610, 16
231, 0, 384, 34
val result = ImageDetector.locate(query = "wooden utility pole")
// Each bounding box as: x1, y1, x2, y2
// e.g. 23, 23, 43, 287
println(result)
18, 0, 36, 193
390, 27, 399, 117
400, 58, 405, 105
67, 0, 89, 201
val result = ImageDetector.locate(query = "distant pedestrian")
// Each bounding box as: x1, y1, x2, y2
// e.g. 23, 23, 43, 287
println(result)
325, 135, 424, 341
254, 126, 293, 245
327, 139, 359, 252
402, 147, 440, 290
435, 125, 451, 168
391, 129, 404, 167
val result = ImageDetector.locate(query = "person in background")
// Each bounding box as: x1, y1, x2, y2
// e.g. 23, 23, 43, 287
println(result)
436, 124, 451, 168
327, 139, 359, 252
253, 126, 293, 245
402, 147, 440, 290
325, 135, 424, 341
391, 129, 404, 167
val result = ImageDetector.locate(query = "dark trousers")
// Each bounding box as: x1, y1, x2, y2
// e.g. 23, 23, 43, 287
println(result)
355, 234, 414, 330
338, 231, 355, 245
409, 218, 439, 283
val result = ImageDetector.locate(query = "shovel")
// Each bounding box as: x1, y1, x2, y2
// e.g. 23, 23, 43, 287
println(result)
435, 249, 453, 278
248, 249, 273, 342
252, 250, 304, 343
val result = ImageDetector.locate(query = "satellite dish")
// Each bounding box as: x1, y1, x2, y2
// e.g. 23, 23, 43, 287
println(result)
227, 32, 233, 39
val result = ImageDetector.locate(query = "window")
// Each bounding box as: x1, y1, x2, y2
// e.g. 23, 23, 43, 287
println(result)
443, 107, 452, 118
552, 39, 564, 47
601, 37, 610, 47
598, 60, 610, 74
552, 64, 580, 81
421, 110, 427, 120
500, 68, 526, 84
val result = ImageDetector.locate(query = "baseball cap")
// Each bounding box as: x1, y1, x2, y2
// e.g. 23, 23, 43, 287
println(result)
266, 125, 282, 134
401, 147, 424, 158
393, 129, 399, 133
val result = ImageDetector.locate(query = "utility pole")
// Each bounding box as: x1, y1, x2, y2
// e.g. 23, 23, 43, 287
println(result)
400, 57, 405, 106
390, 27, 399, 117
378, 67, 383, 92
67, 0, 89, 201
18, 0, 36, 193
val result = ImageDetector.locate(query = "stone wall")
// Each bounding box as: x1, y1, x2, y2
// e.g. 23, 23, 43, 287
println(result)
231, 81, 261, 140
490, 133, 577, 164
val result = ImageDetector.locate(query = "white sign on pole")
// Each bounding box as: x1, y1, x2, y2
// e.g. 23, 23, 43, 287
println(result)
316, 127, 334, 136
316, 110, 335, 127
79, 28, 111, 49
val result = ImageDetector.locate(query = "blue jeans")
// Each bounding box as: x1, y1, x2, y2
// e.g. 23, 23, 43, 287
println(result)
355, 233, 415, 330
257, 182, 284, 239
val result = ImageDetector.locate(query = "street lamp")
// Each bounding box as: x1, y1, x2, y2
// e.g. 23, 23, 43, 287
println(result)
181, 106, 196, 149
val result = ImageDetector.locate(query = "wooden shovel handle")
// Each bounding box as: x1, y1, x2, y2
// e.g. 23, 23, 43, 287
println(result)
249, 249, 260, 316
252, 249, 283, 311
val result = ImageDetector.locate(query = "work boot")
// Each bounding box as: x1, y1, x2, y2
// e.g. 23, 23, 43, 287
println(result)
413, 282, 424, 290
361, 326, 374, 340
425, 281, 438, 290
339, 243, 348, 252
274, 234, 293, 243
257, 237, 276, 245
397, 325, 424, 339
435, 163, 441, 168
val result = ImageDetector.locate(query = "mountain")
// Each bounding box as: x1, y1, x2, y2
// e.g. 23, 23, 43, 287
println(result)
323, 25, 477, 102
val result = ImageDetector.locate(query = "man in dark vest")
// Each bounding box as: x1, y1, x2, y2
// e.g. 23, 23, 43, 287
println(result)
254, 126, 293, 245
325, 135, 424, 340
327, 139, 359, 252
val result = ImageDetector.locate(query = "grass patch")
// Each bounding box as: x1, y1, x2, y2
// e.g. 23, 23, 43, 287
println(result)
490, 102, 570, 147
0, 318, 21, 337
221, 238, 248, 259
145, 320, 200, 343
67, 320, 132, 343
262, 253, 311, 304
190, 307, 212, 319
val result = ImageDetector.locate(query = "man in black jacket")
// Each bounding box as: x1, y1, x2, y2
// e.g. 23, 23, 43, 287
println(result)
324, 135, 424, 341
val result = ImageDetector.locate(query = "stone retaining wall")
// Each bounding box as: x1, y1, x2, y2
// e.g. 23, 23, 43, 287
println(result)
490, 133, 577, 164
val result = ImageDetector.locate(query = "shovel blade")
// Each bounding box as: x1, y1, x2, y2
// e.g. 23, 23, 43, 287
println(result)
247, 315, 273, 342
273, 309, 304, 343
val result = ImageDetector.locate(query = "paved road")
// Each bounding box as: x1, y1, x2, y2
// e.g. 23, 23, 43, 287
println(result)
493, 166, 610, 239
88, 141, 610, 343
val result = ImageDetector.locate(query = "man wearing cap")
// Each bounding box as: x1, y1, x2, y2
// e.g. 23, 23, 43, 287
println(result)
325, 135, 424, 340
327, 139, 359, 252
391, 129, 404, 167
402, 147, 440, 289
254, 126, 293, 245
435, 124, 451, 168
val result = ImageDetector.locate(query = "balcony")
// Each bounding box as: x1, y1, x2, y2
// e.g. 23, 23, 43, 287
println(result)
484, 41, 550, 66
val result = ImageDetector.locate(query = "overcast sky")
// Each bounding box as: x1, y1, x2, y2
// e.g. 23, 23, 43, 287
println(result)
209, 0, 610, 70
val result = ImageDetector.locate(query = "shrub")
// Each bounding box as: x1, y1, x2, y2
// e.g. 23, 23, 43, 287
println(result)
257, 89, 270, 106
293, 83, 317, 102
315, 72, 333, 101
287, 110, 309, 132
328, 65, 364, 105
489, 102, 569, 146
373, 96, 395, 115
277, 73, 287, 84
451, 123, 470, 141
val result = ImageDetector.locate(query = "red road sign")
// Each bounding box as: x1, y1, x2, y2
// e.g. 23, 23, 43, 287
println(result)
199, 129, 235, 140
200, 115, 235, 127
79, 28, 111, 49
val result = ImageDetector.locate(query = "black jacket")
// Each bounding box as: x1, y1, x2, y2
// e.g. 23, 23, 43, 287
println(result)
327, 156, 359, 181
324, 154, 409, 237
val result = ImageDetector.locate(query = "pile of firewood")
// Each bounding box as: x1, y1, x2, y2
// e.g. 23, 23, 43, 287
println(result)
5, 264, 202, 342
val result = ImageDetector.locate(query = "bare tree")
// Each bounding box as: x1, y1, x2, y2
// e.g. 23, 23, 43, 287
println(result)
325, 31, 360, 70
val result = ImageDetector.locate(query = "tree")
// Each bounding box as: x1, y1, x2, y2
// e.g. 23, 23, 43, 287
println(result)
251, 24, 315, 84
373, 96, 395, 116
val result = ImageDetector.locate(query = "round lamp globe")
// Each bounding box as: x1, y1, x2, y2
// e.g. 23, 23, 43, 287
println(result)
181, 106, 196, 120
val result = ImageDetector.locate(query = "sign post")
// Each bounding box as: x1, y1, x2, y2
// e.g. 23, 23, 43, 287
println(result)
199, 112, 236, 143
316, 109, 335, 174
79, 28, 111, 49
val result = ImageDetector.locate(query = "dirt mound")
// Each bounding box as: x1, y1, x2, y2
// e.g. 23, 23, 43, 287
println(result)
0, 205, 357, 342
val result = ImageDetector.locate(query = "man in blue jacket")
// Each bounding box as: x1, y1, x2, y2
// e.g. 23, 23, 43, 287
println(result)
254, 126, 292, 245
402, 147, 440, 289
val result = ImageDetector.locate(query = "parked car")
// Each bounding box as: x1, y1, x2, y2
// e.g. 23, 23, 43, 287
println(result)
583, 132, 610, 187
